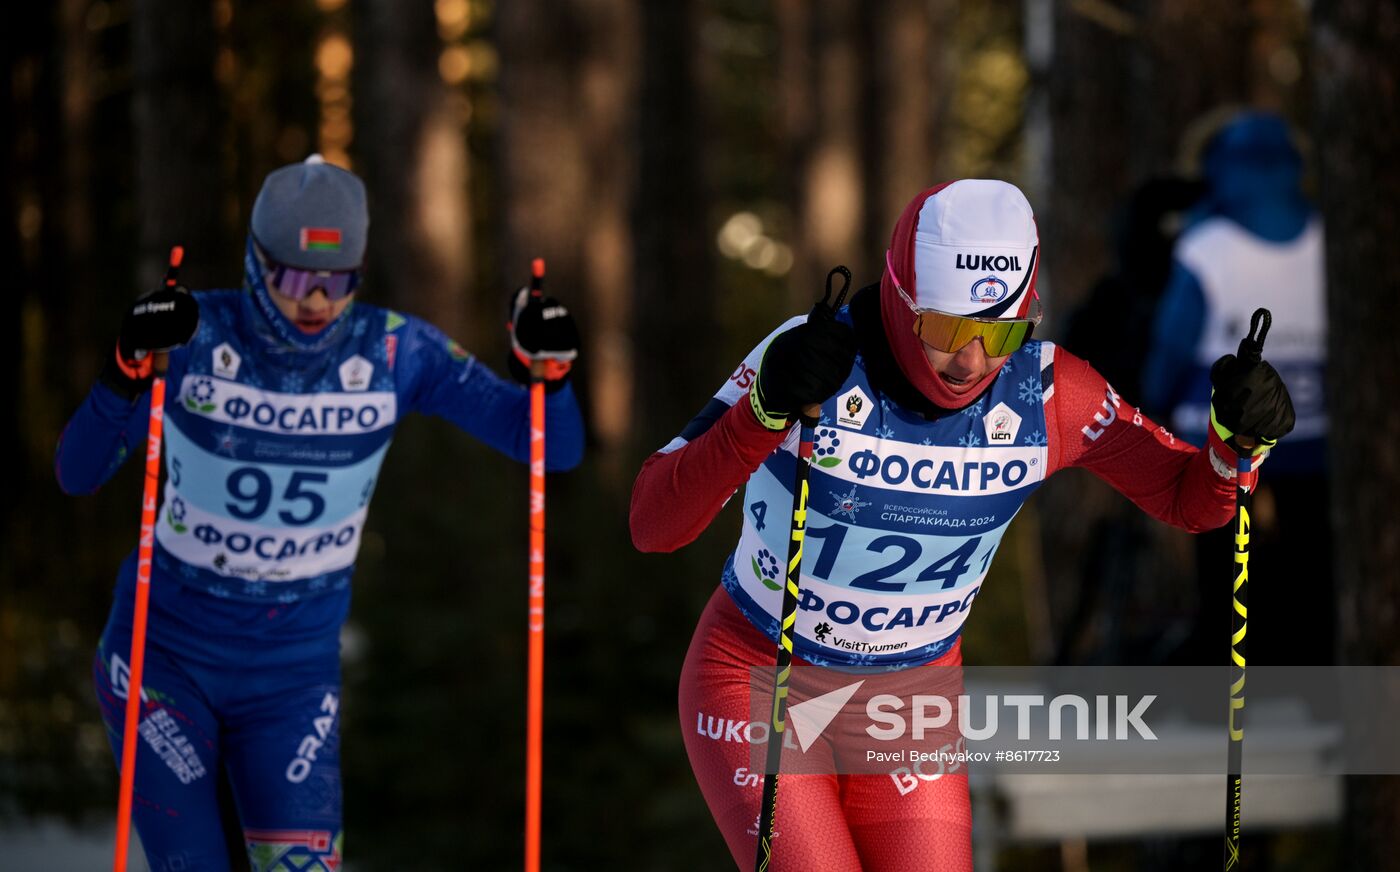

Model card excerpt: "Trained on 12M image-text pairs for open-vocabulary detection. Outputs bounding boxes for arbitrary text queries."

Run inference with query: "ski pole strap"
[1236,308,1271,365]
[113,346,154,381]
[817,265,852,317]
[749,379,791,432]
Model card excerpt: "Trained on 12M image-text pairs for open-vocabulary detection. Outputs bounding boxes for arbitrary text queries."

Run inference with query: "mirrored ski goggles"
[886,249,1041,356]
[252,237,361,301]
[267,262,361,301]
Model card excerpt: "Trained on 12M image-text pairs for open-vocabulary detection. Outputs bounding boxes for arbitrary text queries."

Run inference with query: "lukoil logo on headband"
[955,253,1024,272]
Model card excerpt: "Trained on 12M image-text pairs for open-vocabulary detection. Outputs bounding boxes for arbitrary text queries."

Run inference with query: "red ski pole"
[524,257,547,872]
[113,245,183,872]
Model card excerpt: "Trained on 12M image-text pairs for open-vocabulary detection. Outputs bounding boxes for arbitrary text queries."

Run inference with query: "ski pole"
[1223,307,1271,871]
[114,245,184,872]
[524,257,547,872]
[755,266,851,872]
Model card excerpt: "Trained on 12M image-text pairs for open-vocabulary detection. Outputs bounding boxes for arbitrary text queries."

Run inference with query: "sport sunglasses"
[885,249,1041,357]
[268,263,360,301]
[253,239,361,301]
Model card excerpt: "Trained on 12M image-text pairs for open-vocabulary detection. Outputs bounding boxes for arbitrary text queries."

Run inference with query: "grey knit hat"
[250,154,368,270]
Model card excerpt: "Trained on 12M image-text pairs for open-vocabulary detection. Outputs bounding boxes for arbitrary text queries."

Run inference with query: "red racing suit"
[631,287,1253,871]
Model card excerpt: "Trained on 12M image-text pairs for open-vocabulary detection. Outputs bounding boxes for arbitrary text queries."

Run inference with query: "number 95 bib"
[156,375,396,598]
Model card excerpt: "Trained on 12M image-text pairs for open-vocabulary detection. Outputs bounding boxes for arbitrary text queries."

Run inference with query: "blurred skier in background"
[1143,109,1329,666]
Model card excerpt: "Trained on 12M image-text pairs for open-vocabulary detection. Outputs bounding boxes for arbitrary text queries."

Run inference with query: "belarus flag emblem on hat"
[300,227,342,251]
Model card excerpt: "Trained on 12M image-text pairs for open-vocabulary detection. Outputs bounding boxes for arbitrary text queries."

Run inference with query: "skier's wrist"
[507,348,572,393]
[748,380,791,431]
[1209,401,1276,458]
[1206,422,1265,481]
[98,344,153,402]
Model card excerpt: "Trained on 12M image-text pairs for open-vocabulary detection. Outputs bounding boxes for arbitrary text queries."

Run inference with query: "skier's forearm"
[630,400,787,553]
[54,381,150,495]
[419,354,584,471]
[1080,418,1237,532]
[1050,346,1236,532]
[486,379,585,471]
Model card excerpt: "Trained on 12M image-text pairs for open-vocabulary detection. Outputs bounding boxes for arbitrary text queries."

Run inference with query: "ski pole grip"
[530,258,545,296]
[156,244,188,374]
[798,265,854,427]
[1237,307,1271,365]
[164,245,184,287]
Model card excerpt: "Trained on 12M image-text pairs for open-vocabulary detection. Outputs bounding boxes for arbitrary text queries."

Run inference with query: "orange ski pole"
[525,257,547,872]
[114,245,184,872]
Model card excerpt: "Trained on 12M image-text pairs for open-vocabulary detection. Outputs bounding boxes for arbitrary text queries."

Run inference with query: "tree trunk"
[573,0,638,458]
[60,0,99,385]
[219,2,320,242]
[1127,1,1254,181]
[1043,0,1253,314]
[132,0,226,290]
[495,0,585,289]
[497,0,637,456]
[775,0,814,305]
[354,0,471,339]
[3,0,58,546]
[1312,0,1400,866]
[780,0,955,304]
[864,0,955,254]
[630,0,717,455]
[794,0,866,302]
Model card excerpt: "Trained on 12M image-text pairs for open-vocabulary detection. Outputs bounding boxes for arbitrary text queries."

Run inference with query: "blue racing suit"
[56,266,583,871]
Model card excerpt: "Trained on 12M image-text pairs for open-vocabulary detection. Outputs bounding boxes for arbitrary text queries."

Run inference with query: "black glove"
[1209,353,1296,455]
[750,269,858,430]
[99,286,200,400]
[507,286,580,392]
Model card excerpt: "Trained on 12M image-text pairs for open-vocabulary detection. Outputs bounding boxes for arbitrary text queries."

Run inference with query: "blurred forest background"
[3,0,1399,869]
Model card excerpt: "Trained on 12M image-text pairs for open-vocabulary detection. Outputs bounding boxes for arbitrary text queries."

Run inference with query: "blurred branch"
[1068,0,1137,37]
